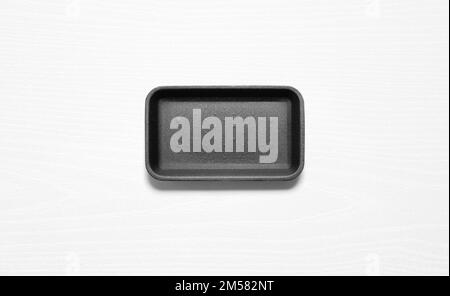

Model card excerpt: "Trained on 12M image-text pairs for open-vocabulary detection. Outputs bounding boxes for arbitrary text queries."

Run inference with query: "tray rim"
[145,85,304,181]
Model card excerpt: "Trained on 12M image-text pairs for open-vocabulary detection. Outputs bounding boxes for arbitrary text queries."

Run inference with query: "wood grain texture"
[0,0,448,275]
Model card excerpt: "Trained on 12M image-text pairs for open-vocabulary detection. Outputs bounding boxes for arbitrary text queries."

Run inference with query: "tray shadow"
[146,171,302,191]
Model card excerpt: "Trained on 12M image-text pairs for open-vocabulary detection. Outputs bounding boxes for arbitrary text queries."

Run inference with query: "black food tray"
[146,86,304,181]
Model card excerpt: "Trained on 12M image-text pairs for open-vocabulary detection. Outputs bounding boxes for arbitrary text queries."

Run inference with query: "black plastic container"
[146,86,304,181]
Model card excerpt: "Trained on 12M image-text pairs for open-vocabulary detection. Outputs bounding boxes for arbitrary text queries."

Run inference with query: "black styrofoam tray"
[146,86,304,181]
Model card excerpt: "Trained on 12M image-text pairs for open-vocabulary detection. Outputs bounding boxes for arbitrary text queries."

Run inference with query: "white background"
[0,0,448,275]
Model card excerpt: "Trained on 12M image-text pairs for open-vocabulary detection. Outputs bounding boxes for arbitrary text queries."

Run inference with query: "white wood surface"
[0,0,448,275]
